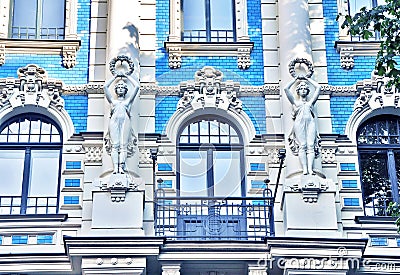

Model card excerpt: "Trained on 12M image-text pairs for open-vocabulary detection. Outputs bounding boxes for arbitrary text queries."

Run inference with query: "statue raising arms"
[284,76,321,175]
[104,74,140,174]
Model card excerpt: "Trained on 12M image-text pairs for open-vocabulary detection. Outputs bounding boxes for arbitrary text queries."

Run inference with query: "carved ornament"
[62,45,78,69]
[0,44,4,65]
[288,175,328,203]
[177,66,242,112]
[0,64,64,111]
[340,47,354,70]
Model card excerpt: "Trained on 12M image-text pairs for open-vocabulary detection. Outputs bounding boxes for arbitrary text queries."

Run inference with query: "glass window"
[182,0,235,42]
[177,119,244,197]
[357,116,400,216]
[10,0,65,39]
[0,114,62,215]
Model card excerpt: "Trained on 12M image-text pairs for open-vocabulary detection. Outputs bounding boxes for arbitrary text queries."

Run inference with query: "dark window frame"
[357,116,400,216]
[0,113,63,215]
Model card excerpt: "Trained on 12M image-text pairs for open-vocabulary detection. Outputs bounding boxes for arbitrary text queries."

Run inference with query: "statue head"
[115,80,128,97]
[296,81,310,98]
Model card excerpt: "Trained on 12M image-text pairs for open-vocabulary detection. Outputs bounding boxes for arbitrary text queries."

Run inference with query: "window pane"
[349,0,372,15]
[42,0,65,28]
[12,0,37,28]
[213,151,241,197]
[360,152,391,216]
[183,0,206,30]
[210,0,233,30]
[0,150,25,196]
[29,150,60,196]
[180,151,207,196]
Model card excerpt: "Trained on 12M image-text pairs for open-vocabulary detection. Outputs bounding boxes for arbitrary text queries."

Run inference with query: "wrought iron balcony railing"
[155,191,274,240]
[364,194,393,217]
[10,27,65,40]
[182,29,235,42]
[0,196,57,215]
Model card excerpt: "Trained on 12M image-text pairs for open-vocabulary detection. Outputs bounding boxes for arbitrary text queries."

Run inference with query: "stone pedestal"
[82,256,146,275]
[282,175,339,237]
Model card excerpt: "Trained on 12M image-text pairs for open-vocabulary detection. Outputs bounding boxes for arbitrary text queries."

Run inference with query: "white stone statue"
[104,74,139,174]
[284,76,321,175]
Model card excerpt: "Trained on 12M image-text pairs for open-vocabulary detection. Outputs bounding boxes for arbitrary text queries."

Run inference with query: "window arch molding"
[0,105,74,142]
[165,106,256,145]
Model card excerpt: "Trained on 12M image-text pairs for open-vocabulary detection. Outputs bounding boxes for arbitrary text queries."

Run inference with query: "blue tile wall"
[64,196,80,205]
[158,180,173,189]
[66,161,81,170]
[155,96,180,133]
[63,95,88,133]
[342,180,358,188]
[340,163,356,171]
[330,96,357,134]
[343,198,360,206]
[370,237,388,246]
[65,179,81,187]
[250,163,266,171]
[251,180,267,189]
[0,0,90,84]
[322,0,376,85]
[241,97,266,134]
[155,0,264,86]
[158,163,173,171]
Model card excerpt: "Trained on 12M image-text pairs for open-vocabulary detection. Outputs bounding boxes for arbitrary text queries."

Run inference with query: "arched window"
[357,116,400,216]
[177,118,244,197]
[0,114,62,215]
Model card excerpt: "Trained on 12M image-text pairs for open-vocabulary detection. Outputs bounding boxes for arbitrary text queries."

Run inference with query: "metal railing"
[364,195,392,216]
[182,29,235,42]
[11,27,65,40]
[155,190,274,240]
[0,196,57,215]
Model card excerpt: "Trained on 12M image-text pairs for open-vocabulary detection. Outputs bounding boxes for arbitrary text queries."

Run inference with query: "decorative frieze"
[287,175,329,203]
[84,145,103,164]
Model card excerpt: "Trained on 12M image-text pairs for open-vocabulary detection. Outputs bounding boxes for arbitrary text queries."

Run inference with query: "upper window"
[357,116,400,216]
[177,119,244,197]
[9,0,65,39]
[182,0,235,42]
[0,114,62,215]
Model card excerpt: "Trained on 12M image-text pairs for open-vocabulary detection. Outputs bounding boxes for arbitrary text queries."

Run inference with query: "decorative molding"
[168,47,182,69]
[0,43,4,65]
[320,85,357,96]
[62,45,78,69]
[287,175,329,203]
[164,42,254,69]
[237,47,251,69]
[84,145,103,164]
[0,64,65,111]
[0,39,81,68]
[138,147,153,165]
[177,66,243,112]
[321,147,337,164]
[339,47,354,70]
[100,174,138,202]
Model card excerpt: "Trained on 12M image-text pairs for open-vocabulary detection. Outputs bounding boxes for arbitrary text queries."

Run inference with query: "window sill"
[0,214,67,222]
[164,41,254,70]
[355,216,397,224]
[334,40,381,70]
[0,38,81,69]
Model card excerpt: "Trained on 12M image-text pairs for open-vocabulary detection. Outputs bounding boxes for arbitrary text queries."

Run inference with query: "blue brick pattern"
[252,200,266,205]
[65,179,81,187]
[343,198,360,206]
[397,239,400,247]
[158,163,173,171]
[66,161,81,170]
[322,0,376,85]
[37,235,53,244]
[340,163,356,171]
[0,0,90,84]
[63,95,88,133]
[64,196,80,205]
[155,0,264,86]
[0,236,2,245]
[250,163,265,171]
[342,180,358,188]
[155,96,180,133]
[12,235,28,244]
[158,180,173,189]
[241,97,266,134]
[251,180,267,189]
[371,237,388,246]
[330,96,357,134]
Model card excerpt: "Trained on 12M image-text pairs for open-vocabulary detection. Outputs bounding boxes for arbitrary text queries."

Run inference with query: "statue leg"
[109,119,121,173]
[111,145,120,173]
[119,118,131,173]
[298,145,308,175]
[306,121,317,175]
[294,122,308,175]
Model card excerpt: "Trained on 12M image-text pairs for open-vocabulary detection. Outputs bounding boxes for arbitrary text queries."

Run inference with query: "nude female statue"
[284,76,321,175]
[104,74,139,174]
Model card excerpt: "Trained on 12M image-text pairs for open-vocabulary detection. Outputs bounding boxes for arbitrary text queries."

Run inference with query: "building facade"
[0,0,399,274]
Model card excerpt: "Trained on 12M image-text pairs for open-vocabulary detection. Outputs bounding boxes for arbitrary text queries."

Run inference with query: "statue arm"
[307,78,321,104]
[104,75,117,103]
[124,74,140,105]
[284,78,297,105]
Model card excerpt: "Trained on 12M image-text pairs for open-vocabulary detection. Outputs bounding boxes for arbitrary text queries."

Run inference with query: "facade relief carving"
[177,66,242,112]
[0,64,64,111]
